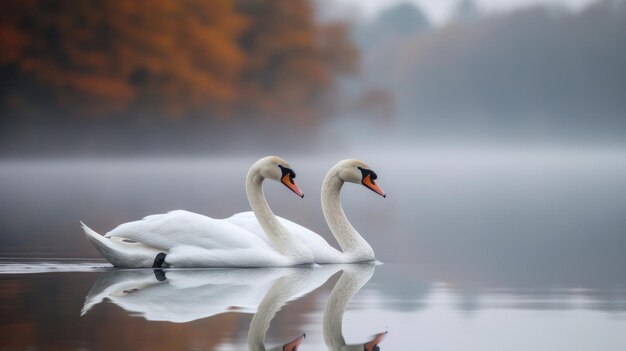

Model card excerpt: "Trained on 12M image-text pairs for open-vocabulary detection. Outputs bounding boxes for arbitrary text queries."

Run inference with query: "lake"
[1,148,626,350]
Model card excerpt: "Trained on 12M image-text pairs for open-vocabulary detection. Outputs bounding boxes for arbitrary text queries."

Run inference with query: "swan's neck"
[323,265,376,350]
[321,170,375,261]
[247,167,310,260]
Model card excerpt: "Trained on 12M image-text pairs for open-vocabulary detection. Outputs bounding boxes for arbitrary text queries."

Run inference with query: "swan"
[323,264,387,351]
[227,159,386,264]
[81,156,314,268]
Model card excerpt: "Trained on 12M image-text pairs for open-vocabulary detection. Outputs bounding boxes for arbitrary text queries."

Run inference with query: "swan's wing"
[105,210,272,252]
[225,212,343,263]
[224,211,271,242]
[164,245,288,267]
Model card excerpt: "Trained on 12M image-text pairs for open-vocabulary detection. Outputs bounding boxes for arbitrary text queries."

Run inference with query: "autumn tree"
[1,0,247,118]
[0,0,357,124]
[236,0,357,124]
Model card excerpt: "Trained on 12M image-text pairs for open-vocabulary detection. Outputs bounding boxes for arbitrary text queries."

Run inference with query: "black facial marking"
[358,167,378,181]
[278,165,296,183]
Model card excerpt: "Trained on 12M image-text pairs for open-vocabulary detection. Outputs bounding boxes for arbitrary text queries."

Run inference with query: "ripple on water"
[0,261,112,274]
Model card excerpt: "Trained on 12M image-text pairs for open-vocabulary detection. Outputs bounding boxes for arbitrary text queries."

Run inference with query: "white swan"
[227,159,386,264]
[81,156,314,268]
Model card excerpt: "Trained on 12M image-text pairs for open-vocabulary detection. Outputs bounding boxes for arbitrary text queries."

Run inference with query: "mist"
[2,2,626,350]
[1,0,626,157]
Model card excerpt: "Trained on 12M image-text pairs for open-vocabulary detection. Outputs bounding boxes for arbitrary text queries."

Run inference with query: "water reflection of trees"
[369,263,626,316]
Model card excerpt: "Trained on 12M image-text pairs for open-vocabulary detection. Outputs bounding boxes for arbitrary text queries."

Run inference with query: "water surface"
[1,262,625,350]
[1,149,625,349]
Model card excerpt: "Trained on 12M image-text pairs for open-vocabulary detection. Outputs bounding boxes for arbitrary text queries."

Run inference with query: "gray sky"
[331,0,600,24]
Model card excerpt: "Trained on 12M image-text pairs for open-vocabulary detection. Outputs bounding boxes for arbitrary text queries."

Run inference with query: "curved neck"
[246,165,308,258]
[321,168,374,261]
[323,265,376,350]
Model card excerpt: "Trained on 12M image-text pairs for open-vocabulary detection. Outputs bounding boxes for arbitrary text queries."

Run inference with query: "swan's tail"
[80,221,161,268]
[81,221,119,258]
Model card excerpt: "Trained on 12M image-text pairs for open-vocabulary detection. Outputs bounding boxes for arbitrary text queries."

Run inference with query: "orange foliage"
[0,0,357,122]
[237,0,356,123]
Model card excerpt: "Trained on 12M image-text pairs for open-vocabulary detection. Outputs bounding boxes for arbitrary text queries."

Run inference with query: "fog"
[2,2,626,351]
[1,0,626,157]
[0,0,625,281]
[1,0,626,271]
[2,148,625,284]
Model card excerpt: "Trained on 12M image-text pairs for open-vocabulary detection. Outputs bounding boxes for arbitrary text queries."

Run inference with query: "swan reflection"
[82,264,385,350]
[323,264,387,351]
[246,269,320,351]
[82,265,341,349]
[83,266,338,322]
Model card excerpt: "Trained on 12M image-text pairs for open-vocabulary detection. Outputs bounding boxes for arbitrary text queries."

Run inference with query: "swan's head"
[334,159,386,198]
[256,156,304,198]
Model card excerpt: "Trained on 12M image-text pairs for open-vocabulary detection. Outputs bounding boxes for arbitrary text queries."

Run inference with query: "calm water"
[1,262,625,350]
[1,149,626,350]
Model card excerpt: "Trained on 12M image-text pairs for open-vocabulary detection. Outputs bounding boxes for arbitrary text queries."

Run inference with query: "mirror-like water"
[1,149,625,350]
[0,263,625,350]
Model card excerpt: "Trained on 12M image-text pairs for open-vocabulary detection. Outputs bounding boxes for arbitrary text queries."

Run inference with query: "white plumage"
[81,156,313,268]
[225,211,344,263]
[81,158,385,267]
[226,159,386,264]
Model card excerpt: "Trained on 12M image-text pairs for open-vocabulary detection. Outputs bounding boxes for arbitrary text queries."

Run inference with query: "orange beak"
[283,333,305,351]
[362,174,386,198]
[364,331,388,351]
[282,173,304,198]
